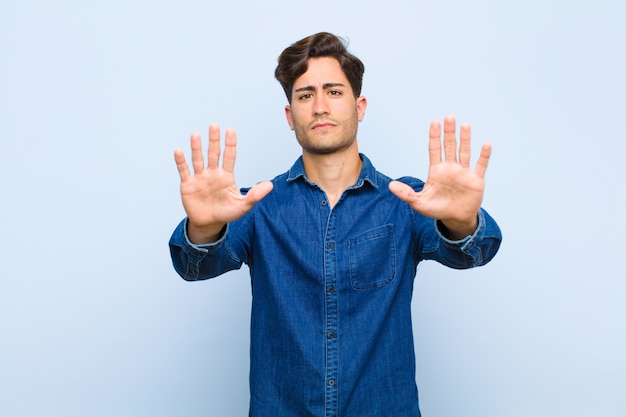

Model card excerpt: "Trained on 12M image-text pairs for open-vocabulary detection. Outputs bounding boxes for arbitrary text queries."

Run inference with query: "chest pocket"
[348,224,396,290]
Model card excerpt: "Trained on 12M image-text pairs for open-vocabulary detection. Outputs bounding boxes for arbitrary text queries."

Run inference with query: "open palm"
[389,116,491,239]
[174,123,273,243]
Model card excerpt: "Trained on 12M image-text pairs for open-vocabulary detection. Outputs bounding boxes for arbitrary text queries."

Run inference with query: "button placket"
[323,201,339,416]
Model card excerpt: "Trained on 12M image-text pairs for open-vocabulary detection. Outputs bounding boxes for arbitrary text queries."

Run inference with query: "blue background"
[1,0,625,416]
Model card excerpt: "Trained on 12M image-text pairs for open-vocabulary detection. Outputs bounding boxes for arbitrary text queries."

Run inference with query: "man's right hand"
[174,123,273,244]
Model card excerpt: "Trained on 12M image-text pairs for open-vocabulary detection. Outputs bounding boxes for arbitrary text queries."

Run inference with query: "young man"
[169,32,502,417]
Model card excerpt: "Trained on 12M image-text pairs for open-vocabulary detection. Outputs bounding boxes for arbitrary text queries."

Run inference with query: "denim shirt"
[169,154,502,417]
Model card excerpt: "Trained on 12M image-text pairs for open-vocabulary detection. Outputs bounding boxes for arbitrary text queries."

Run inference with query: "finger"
[222,128,237,173]
[459,122,471,168]
[475,142,492,178]
[190,132,205,175]
[428,120,442,165]
[174,148,190,182]
[207,123,221,169]
[443,115,457,162]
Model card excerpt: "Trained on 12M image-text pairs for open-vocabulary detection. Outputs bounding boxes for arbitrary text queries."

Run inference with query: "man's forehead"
[293,57,348,88]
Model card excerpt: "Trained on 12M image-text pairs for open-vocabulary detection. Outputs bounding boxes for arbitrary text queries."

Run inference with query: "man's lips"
[311,122,336,130]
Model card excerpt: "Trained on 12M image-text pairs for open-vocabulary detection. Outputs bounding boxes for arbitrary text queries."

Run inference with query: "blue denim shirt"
[169,154,502,417]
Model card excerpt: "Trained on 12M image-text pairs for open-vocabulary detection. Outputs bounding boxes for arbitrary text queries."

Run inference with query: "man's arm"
[169,218,244,281]
[169,123,273,281]
[429,207,502,269]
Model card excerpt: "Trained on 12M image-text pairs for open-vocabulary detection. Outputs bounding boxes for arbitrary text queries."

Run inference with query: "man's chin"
[299,141,356,156]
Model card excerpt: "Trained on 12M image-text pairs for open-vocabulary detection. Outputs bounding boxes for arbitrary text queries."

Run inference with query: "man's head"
[275,32,365,103]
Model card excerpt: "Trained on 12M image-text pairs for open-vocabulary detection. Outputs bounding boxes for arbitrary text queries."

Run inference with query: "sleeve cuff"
[434,209,485,250]
[182,218,229,253]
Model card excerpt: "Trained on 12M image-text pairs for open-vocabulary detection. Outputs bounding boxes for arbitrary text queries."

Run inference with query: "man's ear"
[285,105,295,130]
[356,96,367,122]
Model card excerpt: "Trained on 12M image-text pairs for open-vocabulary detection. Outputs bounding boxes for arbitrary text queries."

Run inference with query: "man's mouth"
[311,122,336,131]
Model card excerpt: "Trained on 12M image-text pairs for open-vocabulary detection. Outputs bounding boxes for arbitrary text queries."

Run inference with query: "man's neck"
[302,146,362,207]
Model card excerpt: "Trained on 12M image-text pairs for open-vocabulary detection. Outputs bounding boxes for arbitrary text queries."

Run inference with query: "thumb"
[244,181,274,205]
[388,180,417,204]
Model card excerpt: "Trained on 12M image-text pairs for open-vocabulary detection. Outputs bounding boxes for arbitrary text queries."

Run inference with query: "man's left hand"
[389,115,491,240]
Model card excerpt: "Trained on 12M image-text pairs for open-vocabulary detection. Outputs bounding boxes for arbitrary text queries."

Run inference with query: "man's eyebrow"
[294,83,346,92]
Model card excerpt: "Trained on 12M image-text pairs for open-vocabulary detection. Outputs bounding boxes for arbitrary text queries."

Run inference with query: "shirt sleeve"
[168,218,244,281]
[421,208,502,269]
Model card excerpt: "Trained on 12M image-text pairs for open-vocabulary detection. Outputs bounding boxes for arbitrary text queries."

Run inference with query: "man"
[169,32,502,417]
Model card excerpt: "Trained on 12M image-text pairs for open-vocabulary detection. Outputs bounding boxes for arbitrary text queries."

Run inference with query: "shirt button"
[328,286,334,293]
[328,379,335,386]
[321,200,327,205]
[327,243,333,249]
[328,332,335,339]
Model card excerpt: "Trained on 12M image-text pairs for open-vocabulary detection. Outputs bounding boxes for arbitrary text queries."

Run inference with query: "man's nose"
[313,94,330,115]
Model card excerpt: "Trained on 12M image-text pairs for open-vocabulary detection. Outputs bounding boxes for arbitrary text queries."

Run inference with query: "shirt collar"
[286,153,379,190]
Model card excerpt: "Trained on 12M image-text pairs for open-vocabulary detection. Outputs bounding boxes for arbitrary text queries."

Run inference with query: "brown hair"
[275,32,365,103]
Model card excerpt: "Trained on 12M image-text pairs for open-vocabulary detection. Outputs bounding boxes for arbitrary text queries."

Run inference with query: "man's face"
[285,57,367,155]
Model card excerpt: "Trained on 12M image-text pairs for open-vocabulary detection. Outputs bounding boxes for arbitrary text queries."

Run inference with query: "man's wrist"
[439,216,479,241]
[187,221,226,245]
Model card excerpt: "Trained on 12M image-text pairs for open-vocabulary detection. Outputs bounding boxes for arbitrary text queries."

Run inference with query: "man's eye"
[299,93,313,100]
[329,90,342,96]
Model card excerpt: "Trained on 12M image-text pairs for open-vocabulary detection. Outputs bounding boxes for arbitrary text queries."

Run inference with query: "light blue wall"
[1,1,625,416]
